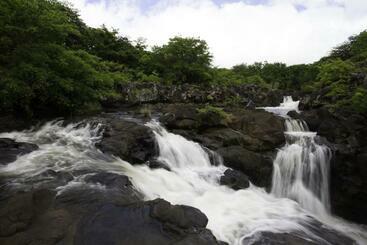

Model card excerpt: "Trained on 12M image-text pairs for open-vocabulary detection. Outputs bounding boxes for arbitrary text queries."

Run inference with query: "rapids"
[0,99,366,244]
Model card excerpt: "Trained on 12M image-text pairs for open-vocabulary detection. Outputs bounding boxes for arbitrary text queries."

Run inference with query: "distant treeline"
[0,0,366,117]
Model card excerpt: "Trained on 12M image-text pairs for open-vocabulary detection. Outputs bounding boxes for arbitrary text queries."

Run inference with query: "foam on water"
[1,117,366,244]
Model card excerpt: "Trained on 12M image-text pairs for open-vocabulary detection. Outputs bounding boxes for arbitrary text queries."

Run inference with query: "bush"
[351,88,367,114]
[197,105,233,126]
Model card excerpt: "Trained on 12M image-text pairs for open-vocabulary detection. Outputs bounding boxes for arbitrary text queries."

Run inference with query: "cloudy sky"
[67,0,367,67]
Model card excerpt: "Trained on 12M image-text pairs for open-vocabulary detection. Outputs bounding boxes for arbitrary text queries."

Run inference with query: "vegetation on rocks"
[197,105,233,126]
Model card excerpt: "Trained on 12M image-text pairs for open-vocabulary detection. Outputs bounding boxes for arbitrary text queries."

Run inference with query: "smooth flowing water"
[0,114,366,244]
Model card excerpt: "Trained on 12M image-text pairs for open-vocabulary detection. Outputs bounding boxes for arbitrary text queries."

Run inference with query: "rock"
[197,128,249,150]
[0,138,38,165]
[242,230,354,245]
[147,159,171,171]
[0,191,34,237]
[287,110,301,119]
[0,189,55,238]
[74,199,220,245]
[229,109,285,151]
[109,82,285,108]
[161,104,199,130]
[220,169,250,190]
[150,198,208,229]
[96,117,157,164]
[217,146,273,187]
[161,105,285,153]
[85,172,132,189]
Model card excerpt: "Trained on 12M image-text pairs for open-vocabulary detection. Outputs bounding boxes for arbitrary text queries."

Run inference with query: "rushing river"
[0,97,366,244]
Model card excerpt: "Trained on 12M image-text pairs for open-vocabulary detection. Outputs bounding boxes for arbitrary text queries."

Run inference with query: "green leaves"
[149,37,213,84]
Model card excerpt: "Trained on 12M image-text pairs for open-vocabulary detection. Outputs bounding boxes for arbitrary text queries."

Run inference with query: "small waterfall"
[1,119,366,244]
[262,97,331,216]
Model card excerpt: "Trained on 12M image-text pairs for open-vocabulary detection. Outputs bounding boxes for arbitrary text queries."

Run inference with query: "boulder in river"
[74,198,221,245]
[96,116,157,164]
[220,169,250,190]
[217,146,273,187]
[0,138,38,165]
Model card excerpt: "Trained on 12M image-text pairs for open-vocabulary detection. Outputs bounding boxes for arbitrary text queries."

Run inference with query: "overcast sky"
[67,0,367,68]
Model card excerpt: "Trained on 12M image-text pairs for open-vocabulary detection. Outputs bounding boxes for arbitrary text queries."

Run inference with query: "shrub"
[197,105,233,126]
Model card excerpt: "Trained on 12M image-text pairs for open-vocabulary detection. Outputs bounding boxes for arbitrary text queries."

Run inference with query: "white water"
[262,96,331,217]
[1,117,366,244]
[262,96,367,243]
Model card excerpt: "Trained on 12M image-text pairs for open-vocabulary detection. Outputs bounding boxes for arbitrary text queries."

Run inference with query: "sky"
[67,0,367,68]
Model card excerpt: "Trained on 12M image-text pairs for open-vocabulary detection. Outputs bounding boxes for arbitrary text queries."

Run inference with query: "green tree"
[150,37,213,84]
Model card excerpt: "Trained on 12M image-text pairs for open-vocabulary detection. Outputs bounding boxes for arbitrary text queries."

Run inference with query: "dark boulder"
[217,146,273,188]
[161,104,200,130]
[150,198,208,229]
[0,138,38,165]
[229,109,285,151]
[85,172,132,189]
[220,169,250,190]
[161,105,285,153]
[74,199,220,245]
[147,159,171,171]
[96,117,157,164]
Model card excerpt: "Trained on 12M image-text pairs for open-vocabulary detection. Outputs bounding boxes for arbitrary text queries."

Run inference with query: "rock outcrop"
[0,171,222,245]
[96,115,157,164]
[159,104,284,187]
[0,138,38,165]
[104,82,285,108]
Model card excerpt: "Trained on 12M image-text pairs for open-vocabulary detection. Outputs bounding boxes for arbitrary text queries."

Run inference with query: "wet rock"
[0,138,39,165]
[96,117,157,164]
[150,199,208,229]
[217,146,273,188]
[161,104,285,153]
[229,109,285,151]
[287,110,301,119]
[85,172,132,189]
[220,169,250,190]
[74,199,220,245]
[0,189,55,238]
[0,192,34,237]
[242,229,355,245]
[147,159,171,171]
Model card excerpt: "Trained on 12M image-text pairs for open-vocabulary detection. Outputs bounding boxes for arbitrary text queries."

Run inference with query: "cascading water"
[262,96,331,217]
[1,118,366,244]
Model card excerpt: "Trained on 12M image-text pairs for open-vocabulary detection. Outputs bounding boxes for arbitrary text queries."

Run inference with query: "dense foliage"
[0,0,366,117]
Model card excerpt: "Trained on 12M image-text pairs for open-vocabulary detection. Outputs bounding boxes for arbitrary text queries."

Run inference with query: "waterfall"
[262,96,331,216]
[1,118,366,244]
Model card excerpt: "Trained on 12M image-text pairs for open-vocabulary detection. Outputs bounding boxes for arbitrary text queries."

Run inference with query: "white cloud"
[66,0,367,67]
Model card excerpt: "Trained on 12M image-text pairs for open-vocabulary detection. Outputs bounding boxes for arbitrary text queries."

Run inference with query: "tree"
[150,37,213,84]
[0,0,123,117]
